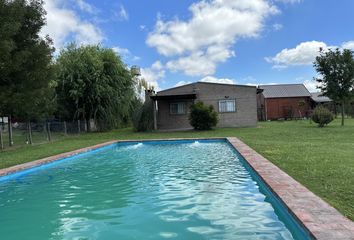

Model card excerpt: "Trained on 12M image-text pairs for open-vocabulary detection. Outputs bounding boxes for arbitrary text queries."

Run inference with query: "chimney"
[145,89,155,103]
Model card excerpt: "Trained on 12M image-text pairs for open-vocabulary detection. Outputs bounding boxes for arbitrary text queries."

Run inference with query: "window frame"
[169,102,187,115]
[218,99,236,113]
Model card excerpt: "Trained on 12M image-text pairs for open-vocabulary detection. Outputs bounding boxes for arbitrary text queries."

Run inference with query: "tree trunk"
[63,121,67,135]
[8,115,13,147]
[77,119,81,134]
[341,101,345,126]
[27,121,33,145]
[334,103,338,118]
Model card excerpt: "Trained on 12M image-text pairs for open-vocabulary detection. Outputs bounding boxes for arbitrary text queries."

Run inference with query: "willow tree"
[55,44,136,131]
[314,48,354,126]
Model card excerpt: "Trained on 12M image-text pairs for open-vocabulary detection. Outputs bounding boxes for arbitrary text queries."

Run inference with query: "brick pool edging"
[227,137,354,240]
[1,137,353,239]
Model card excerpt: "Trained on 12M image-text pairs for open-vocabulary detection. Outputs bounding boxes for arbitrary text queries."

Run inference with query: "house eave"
[150,94,197,101]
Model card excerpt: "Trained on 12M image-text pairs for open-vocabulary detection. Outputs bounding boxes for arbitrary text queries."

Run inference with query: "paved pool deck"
[0,137,353,240]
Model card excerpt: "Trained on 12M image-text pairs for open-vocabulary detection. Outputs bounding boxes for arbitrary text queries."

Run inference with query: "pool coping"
[0,140,119,177]
[0,137,353,239]
[227,137,354,240]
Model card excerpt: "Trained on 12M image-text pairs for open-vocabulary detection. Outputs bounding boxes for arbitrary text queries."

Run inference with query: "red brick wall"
[265,97,312,120]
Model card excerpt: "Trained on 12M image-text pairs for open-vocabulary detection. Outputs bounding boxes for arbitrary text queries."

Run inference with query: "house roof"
[311,92,332,103]
[259,84,311,98]
[157,81,257,94]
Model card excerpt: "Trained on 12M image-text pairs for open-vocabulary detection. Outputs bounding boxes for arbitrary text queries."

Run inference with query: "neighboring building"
[310,92,335,112]
[258,84,312,120]
[149,82,261,130]
[310,92,332,105]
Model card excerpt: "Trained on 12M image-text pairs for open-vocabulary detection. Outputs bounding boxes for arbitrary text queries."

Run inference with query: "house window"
[170,102,186,114]
[219,100,236,113]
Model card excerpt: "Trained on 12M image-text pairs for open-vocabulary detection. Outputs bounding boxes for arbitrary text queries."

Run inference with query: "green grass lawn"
[1,119,353,220]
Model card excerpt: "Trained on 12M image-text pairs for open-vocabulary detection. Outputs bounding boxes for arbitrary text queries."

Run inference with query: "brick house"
[149,82,262,130]
[257,84,313,120]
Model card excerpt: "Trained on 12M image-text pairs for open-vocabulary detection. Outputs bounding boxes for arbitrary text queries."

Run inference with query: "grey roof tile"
[259,84,311,98]
[311,92,332,103]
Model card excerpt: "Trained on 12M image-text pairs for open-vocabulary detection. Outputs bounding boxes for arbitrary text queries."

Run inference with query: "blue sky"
[42,0,354,92]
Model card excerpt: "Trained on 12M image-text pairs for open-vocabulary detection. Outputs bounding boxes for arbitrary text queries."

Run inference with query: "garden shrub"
[311,105,334,127]
[189,101,218,130]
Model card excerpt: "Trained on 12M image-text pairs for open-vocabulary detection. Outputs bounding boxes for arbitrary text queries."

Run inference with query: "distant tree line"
[0,0,145,146]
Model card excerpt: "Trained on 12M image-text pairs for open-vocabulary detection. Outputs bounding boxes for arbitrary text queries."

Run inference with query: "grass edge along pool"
[0,138,313,239]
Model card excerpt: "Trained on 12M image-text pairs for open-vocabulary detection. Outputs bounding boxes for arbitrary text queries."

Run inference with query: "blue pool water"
[0,140,311,239]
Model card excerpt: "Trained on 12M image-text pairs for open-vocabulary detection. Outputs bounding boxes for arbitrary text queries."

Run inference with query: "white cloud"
[266,40,354,68]
[273,23,283,31]
[243,76,257,82]
[41,0,103,50]
[75,0,95,14]
[166,48,235,76]
[303,79,320,92]
[140,61,165,91]
[112,47,130,56]
[199,76,236,85]
[174,81,192,87]
[265,41,329,68]
[116,4,129,21]
[112,47,140,62]
[342,41,354,50]
[245,83,259,86]
[151,61,163,70]
[275,0,302,3]
[246,82,278,86]
[147,0,279,76]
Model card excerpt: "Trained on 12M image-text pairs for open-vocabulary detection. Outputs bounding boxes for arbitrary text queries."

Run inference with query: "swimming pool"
[0,139,312,239]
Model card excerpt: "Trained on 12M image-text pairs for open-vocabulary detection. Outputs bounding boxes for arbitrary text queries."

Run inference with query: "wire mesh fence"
[0,120,87,150]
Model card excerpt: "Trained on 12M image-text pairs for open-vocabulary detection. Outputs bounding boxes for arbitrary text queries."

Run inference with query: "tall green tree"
[314,48,354,126]
[56,44,136,131]
[0,0,56,121]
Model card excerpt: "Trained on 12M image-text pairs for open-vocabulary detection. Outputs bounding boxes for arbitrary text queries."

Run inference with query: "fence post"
[84,119,88,132]
[47,122,52,142]
[77,119,81,134]
[8,115,13,147]
[0,124,3,150]
[63,121,67,135]
[28,121,33,145]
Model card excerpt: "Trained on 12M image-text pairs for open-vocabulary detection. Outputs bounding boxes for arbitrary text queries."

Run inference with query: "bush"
[311,105,334,127]
[132,101,154,132]
[189,101,218,130]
